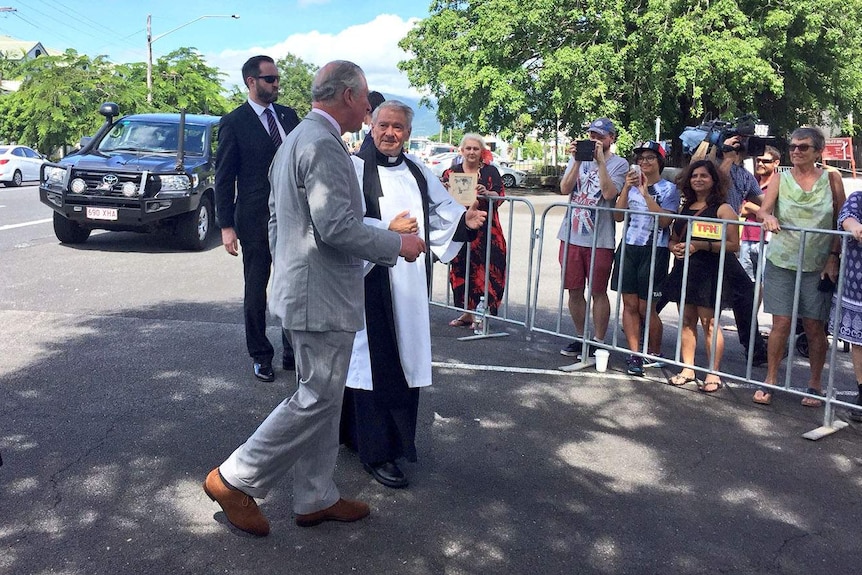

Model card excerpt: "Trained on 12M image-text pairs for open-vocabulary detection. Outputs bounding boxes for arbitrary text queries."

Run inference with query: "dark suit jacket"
[214,101,300,243]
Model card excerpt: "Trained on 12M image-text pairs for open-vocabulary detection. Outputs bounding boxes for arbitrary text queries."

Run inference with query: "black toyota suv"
[39,102,221,250]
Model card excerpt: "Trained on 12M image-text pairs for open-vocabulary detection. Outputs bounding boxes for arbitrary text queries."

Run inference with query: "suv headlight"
[157,174,192,197]
[43,165,68,185]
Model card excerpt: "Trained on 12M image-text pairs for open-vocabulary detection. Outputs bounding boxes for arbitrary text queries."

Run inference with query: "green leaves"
[400,0,862,154]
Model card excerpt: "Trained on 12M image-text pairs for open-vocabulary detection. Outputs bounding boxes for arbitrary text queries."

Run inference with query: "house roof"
[0,35,61,60]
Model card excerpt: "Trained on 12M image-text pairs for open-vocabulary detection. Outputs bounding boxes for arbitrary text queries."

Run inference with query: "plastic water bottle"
[473,296,486,335]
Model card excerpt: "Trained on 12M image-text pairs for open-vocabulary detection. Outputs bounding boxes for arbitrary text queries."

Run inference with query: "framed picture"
[449,172,478,206]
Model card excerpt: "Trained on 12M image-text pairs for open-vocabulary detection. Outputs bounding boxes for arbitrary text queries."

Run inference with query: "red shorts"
[559,242,614,293]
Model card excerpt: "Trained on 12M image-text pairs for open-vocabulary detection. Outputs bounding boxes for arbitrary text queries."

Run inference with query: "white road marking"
[0,218,52,231]
[431,361,857,395]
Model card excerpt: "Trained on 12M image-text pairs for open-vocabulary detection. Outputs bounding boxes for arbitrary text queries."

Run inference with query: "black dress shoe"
[363,461,408,489]
[282,353,295,371]
[253,361,275,382]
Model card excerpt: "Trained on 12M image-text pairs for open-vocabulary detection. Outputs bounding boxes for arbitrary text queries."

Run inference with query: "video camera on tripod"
[680,114,777,158]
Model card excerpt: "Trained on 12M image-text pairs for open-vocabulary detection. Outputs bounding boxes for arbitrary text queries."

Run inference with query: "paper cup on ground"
[594,349,610,372]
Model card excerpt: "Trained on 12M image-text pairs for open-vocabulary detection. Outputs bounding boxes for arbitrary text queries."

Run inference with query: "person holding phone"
[557,118,629,360]
[611,141,680,375]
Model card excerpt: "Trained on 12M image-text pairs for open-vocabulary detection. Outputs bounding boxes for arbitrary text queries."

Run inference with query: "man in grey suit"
[204,60,426,536]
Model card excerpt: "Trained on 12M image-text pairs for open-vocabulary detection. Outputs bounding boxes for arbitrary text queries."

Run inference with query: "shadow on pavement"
[1,301,861,574]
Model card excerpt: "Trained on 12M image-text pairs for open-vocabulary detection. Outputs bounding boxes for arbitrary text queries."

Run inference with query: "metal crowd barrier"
[429,194,536,341]
[432,195,860,439]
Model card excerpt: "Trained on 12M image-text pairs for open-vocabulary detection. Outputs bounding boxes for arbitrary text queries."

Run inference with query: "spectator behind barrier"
[739,145,780,286]
[661,160,739,392]
[443,134,508,330]
[832,190,862,421]
[557,118,629,360]
[611,141,680,376]
[753,127,845,407]
[708,134,771,365]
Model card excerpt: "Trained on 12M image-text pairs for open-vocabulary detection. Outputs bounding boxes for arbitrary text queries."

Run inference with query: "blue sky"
[0,0,433,97]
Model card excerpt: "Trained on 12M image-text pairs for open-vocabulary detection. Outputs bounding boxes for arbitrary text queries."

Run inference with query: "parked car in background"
[426,151,527,188]
[408,137,430,156]
[497,165,527,188]
[420,142,456,162]
[425,151,459,177]
[0,145,46,186]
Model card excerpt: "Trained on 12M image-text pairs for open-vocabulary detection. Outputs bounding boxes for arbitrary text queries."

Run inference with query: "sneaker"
[560,342,580,357]
[626,355,644,376]
[560,342,598,359]
[642,353,666,369]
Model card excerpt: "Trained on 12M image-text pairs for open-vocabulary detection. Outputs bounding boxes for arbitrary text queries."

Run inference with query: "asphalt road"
[1,185,862,575]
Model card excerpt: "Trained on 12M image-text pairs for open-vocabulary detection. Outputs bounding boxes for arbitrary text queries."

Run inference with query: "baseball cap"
[633,141,666,165]
[587,117,617,137]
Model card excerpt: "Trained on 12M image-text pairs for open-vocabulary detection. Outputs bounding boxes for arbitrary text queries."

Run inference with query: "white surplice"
[346,154,466,390]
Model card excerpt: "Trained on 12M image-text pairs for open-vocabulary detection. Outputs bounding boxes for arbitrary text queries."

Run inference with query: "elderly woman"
[611,141,680,376]
[443,134,508,329]
[753,127,844,406]
[660,160,738,392]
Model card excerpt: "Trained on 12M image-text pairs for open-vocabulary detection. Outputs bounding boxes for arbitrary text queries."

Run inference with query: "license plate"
[86,207,118,221]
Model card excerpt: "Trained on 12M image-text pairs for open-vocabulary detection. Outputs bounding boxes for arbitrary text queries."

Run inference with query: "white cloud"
[208,14,423,99]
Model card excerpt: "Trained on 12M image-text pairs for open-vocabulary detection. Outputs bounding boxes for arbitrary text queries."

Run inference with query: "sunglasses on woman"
[788,144,814,152]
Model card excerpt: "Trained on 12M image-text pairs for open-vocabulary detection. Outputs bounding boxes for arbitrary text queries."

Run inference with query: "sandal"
[448,317,472,327]
[698,378,723,393]
[752,389,772,405]
[668,372,697,387]
[801,387,824,408]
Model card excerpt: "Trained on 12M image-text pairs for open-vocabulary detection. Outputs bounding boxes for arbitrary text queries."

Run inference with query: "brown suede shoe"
[203,468,270,536]
[295,497,370,527]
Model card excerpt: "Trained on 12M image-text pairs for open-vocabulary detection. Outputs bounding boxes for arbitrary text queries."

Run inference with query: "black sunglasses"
[256,75,280,84]
[788,143,814,152]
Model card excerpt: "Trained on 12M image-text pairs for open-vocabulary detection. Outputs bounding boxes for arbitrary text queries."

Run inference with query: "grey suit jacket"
[268,112,402,333]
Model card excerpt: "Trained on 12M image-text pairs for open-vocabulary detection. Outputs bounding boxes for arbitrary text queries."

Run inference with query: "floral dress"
[443,163,508,314]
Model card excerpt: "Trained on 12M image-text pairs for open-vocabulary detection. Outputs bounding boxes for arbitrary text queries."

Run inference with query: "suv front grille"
[70,169,150,198]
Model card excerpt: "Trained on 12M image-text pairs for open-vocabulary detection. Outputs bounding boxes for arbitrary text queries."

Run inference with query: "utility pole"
[146,13,239,105]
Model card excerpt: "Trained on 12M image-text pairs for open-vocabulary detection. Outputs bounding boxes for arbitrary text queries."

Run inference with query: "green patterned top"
[766,170,834,272]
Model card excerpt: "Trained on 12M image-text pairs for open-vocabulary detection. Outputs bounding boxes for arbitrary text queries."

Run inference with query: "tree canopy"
[399,0,862,154]
[0,49,317,156]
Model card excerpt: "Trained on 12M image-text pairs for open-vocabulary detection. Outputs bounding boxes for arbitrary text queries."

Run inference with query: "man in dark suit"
[203,60,426,536]
[215,55,301,382]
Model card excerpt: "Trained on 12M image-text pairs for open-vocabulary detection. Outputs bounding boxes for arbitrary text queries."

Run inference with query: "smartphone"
[629,164,642,180]
[574,139,596,161]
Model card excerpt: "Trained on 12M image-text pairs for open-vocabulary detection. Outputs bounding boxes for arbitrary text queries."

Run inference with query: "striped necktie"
[264,108,282,147]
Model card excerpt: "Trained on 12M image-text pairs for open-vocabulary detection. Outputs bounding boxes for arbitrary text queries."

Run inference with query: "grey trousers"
[219,329,355,514]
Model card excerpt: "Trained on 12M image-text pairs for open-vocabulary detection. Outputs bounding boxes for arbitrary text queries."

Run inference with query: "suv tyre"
[53,212,91,244]
[178,196,213,251]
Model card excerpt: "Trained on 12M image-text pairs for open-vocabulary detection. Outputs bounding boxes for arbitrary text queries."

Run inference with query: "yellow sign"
[691,220,723,240]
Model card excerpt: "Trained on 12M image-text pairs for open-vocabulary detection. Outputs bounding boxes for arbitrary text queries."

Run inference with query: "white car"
[0,145,46,186]
[427,152,527,188]
[426,152,460,177]
[497,164,527,188]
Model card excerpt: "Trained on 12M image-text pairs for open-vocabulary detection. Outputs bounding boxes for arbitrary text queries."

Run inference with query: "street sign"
[823,137,853,161]
[822,137,856,177]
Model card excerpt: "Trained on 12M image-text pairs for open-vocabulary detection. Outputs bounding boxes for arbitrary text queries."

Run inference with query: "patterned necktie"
[264,108,282,147]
